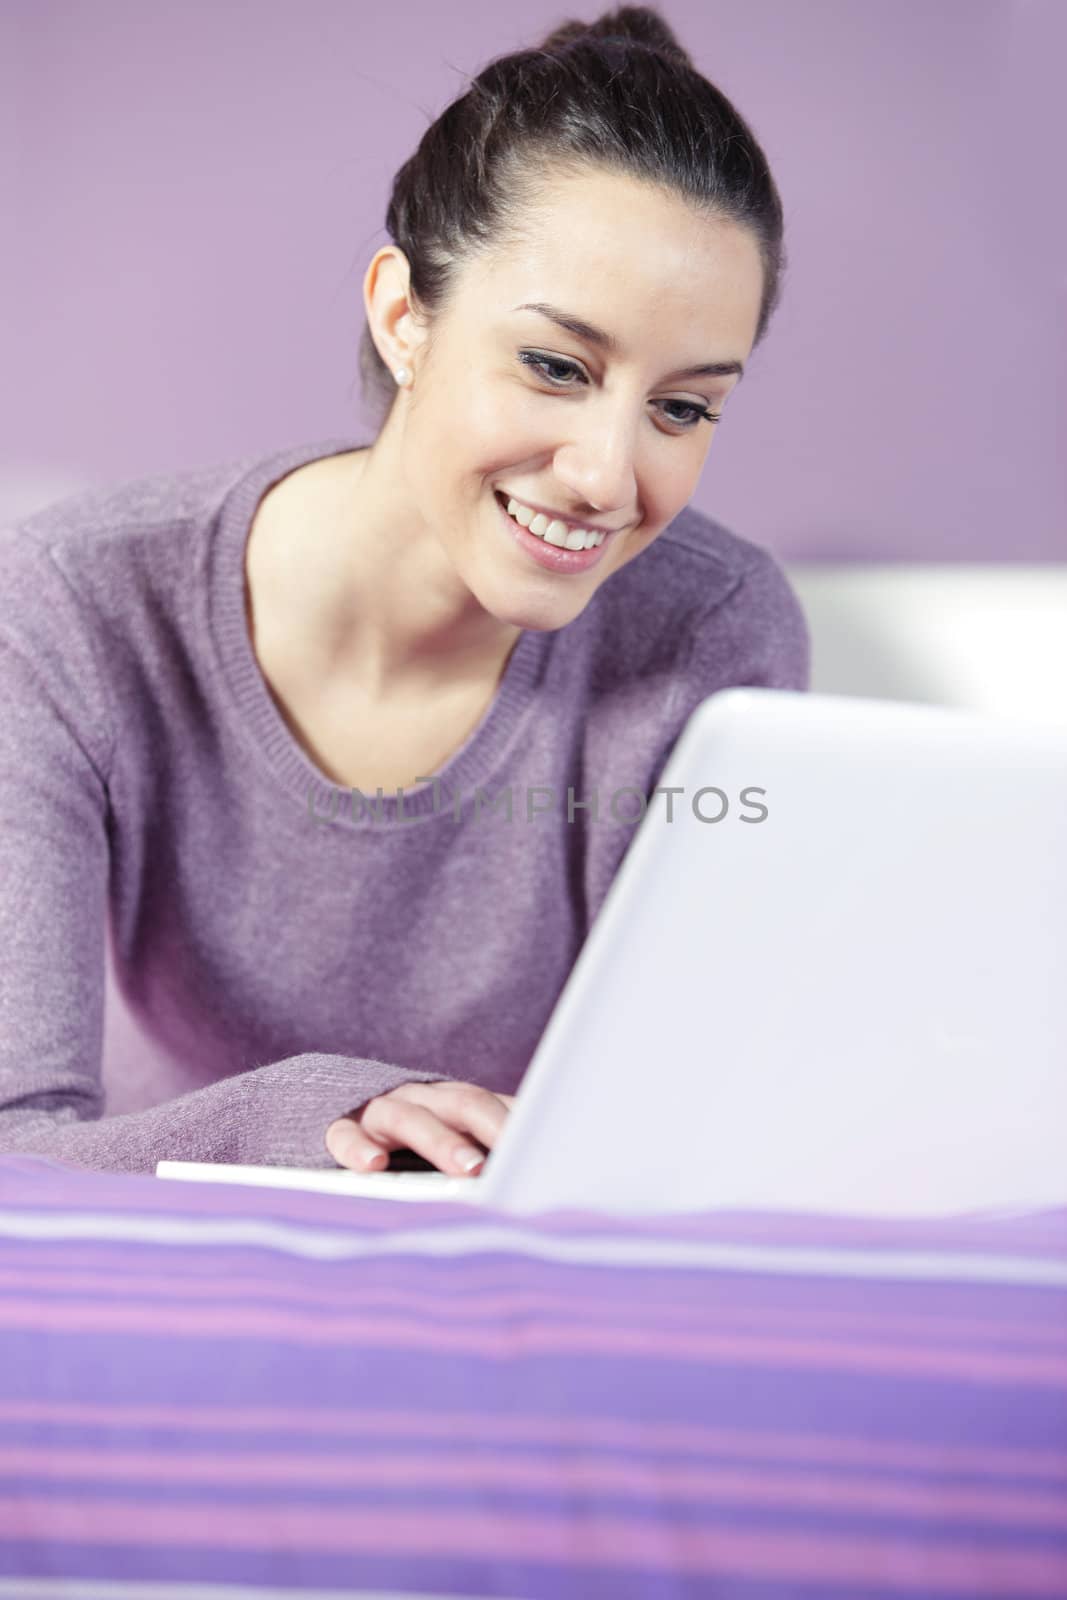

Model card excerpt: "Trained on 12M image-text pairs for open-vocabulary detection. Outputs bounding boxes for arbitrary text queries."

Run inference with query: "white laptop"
[158,687,1067,1219]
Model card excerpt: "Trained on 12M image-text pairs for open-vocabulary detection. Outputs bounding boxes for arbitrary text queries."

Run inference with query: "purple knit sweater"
[0,437,809,1172]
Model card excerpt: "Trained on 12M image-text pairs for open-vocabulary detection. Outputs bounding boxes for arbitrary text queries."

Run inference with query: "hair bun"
[540,6,693,69]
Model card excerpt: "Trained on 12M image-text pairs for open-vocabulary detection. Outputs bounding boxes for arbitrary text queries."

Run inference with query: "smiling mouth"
[493,488,620,576]
[493,489,619,550]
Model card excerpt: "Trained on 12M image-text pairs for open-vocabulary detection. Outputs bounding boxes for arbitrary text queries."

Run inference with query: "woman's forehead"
[458,205,762,361]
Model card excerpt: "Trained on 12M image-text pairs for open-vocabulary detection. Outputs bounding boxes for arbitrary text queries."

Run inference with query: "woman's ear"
[363,245,429,383]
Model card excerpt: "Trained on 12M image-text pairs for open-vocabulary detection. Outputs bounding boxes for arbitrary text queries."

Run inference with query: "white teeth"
[504,496,606,551]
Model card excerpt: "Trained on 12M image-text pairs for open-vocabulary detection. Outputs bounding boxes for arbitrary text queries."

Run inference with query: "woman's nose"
[555,413,639,517]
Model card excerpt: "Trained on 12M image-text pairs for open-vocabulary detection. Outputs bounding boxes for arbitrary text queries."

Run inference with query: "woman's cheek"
[481,380,551,443]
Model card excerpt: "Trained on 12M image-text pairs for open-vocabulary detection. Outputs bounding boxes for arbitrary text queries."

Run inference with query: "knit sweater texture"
[0,437,810,1171]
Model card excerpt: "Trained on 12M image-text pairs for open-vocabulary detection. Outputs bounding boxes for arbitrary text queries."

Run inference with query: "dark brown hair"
[359,5,786,422]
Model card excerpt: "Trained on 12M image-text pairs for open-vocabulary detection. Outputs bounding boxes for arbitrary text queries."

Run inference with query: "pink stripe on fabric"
[4,1262,1062,1352]
[3,1444,1065,1528]
[4,1400,1066,1484]
[3,1497,1066,1593]
[3,1298,1066,1385]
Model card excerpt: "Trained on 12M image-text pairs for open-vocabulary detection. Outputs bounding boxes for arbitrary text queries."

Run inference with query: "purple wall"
[2,0,1063,558]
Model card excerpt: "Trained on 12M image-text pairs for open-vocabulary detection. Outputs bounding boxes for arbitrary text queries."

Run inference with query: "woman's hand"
[325,1082,516,1176]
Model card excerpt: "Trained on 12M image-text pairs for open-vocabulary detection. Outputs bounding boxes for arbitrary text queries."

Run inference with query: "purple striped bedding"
[1,1153,1065,1600]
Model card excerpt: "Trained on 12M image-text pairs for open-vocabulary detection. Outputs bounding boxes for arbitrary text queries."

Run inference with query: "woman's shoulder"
[584,501,809,691]
[0,447,271,777]
[0,444,287,702]
[2,448,263,573]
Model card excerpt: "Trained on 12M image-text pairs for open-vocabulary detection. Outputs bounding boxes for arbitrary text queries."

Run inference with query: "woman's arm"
[0,1048,455,1174]
[0,531,452,1174]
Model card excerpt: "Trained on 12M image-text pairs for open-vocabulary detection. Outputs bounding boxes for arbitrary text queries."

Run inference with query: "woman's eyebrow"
[512,301,745,381]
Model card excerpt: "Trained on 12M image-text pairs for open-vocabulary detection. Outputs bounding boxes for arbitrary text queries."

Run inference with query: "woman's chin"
[474,570,592,634]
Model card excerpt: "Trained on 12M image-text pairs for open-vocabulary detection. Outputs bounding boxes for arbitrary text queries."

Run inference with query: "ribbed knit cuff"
[243,1051,456,1168]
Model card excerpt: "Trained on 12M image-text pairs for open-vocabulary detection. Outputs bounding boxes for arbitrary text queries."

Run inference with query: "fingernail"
[456,1149,483,1173]
[364,1148,387,1170]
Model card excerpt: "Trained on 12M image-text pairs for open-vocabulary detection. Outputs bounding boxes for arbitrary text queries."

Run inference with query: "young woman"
[0,6,809,1178]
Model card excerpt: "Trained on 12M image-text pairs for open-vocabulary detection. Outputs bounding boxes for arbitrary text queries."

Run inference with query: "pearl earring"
[394,366,411,386]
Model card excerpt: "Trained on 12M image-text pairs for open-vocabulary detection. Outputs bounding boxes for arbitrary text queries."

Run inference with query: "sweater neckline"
[207,436,553,826]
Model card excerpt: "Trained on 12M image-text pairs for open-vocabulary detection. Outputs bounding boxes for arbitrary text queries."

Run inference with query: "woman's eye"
[516,351,718,431]
[661,399,718,427]
[519,351,583,386]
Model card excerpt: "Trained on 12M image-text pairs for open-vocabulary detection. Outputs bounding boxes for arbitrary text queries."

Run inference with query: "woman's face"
[393,166,765,633]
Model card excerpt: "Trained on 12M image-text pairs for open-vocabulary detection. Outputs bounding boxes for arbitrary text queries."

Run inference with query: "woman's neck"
[247,431,521,701]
